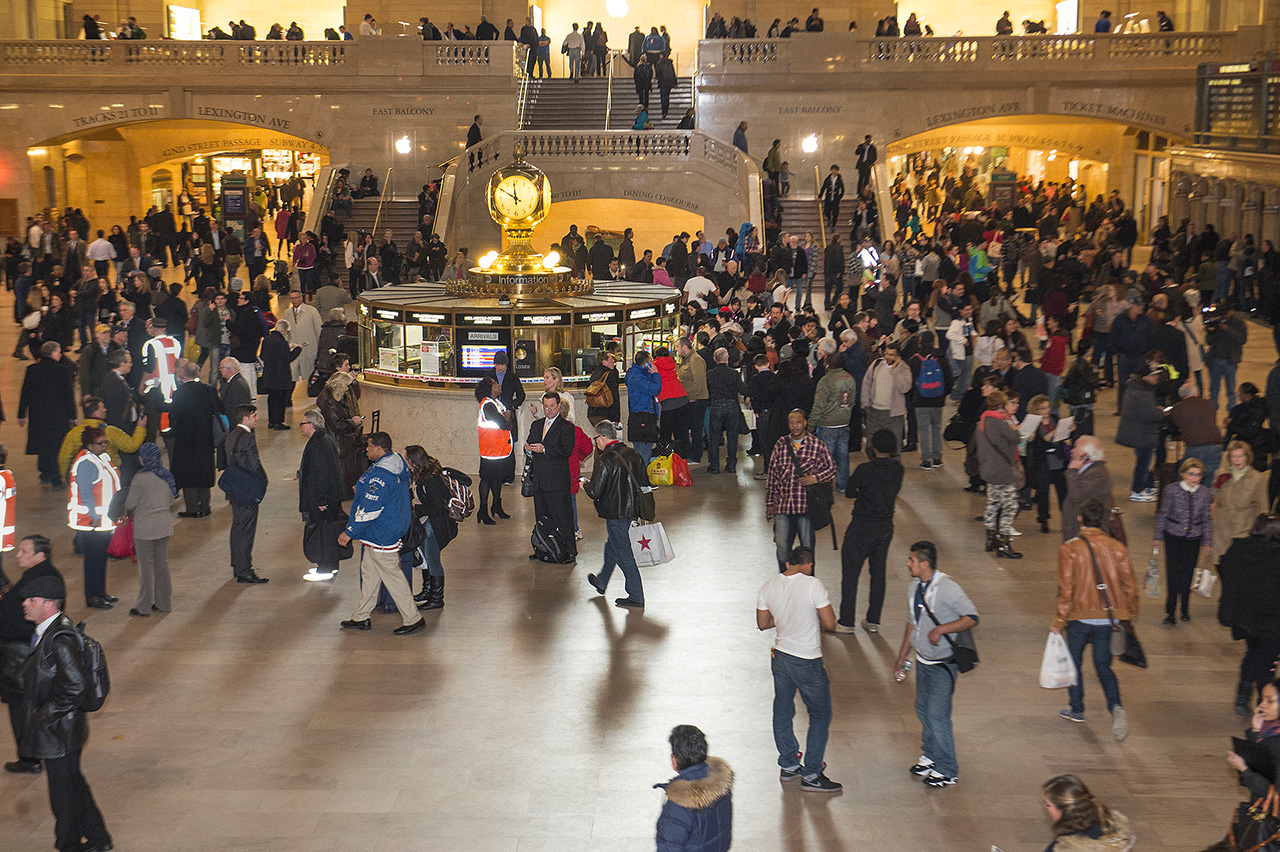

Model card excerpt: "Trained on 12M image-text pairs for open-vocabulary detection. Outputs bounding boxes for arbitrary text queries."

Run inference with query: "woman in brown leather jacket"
[316,359,364,495]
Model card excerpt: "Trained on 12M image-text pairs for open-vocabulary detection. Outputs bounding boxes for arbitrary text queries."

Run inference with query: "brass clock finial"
[513,139,527,163]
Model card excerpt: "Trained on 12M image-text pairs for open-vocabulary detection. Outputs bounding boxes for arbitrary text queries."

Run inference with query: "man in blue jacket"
[339,433,424,635]
[625,350,663,465]
[654,725,733,852]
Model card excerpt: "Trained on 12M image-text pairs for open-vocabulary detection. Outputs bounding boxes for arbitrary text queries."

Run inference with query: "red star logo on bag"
[638,536,652,550]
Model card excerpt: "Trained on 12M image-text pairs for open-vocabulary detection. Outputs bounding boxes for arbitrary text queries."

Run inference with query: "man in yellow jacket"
[57,395,147,480]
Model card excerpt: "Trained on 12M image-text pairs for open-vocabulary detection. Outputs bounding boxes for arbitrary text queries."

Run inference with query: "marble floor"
[0,278,1267,852]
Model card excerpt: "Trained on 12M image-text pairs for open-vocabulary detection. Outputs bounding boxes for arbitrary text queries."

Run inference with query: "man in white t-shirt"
[756,546,841,793]
[683,270,717,310]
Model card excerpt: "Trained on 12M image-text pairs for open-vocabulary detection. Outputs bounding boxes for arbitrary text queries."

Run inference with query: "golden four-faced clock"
[486,146,551,231]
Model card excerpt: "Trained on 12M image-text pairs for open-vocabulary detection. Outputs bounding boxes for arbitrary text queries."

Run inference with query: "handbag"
[211,413,230,449]
[628,520,675,567]
[521,449,535,498]
[1228,787,1280,852]
[919,596,979,673]
[1039,632,1078,689]
[302,510,354,565]
[786,439,834,532]
[1196,565,1219,598]
[627,409,659,443]
[1081,536,1147,668]
[217,459,267,505]
[107,516,136,560]
[400,516,427,553]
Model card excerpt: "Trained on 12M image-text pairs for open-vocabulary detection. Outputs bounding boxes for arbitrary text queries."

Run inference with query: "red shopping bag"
[671,453,692,487]
[107,516,136,561]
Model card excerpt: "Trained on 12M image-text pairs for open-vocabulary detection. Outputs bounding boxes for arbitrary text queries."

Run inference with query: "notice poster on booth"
[378,347,400,371]
[419,342,441,376]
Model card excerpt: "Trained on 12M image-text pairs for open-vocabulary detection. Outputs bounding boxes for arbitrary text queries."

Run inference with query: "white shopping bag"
[628,521,674,568]
[1038,632,1078,689]
[1194,566,1217,598]
[1144,554,1162,599]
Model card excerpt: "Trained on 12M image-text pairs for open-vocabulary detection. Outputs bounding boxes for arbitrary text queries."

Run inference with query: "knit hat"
[870,429,897,456]
[20,574,66,601]
[229,277,244,291]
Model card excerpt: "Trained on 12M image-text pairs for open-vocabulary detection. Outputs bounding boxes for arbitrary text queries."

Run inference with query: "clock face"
[493,174,541,221]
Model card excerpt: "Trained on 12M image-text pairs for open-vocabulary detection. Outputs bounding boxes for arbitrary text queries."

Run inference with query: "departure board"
[1204,76,1259,136]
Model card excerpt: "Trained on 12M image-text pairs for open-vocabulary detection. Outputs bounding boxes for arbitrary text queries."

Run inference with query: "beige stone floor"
[0,276,1268,852]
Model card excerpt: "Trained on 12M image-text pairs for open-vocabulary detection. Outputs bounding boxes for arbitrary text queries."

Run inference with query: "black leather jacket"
[583,442,649,520]
[0,561,64,695]
[21,613,89,759]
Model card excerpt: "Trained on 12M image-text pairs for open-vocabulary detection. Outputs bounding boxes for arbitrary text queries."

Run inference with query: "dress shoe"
[177,511,199,518]
[1162,615,1176,625]
[194,510,211,518]
[128,607,150,617]
[393,619,426,635]
[235,571,269,584]
[83,842,114,851]
[102,594,119,604]
[85,597,113,609]
[340,618,372,631]
[275,424,291,430]
[614,597,645,608]
[4,759,41,773]
[587,573,606,595]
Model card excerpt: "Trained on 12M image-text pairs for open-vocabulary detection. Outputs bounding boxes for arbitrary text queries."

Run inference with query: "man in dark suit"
[224,403,269,584]
[855,135,877,194]
[121,245,153,283]
[170,361,221,518]
[526,392,576,562]
[359,255,385,292]
[17,341,76,487]
[818,166,845,228]
[467,115,483,148]
[19,572,113,852]
[0,535,64,774]
[100,350,138,433]
[61,230,87,275]
[483,351,525,467]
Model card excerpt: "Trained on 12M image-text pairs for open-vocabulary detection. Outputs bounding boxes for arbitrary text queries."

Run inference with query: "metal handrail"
[371,167,393,235]
[814,166,827,250]
[604,48,616,129]
[516,64,531,128]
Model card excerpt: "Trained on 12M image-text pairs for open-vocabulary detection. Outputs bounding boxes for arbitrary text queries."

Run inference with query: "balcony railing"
[707,29,1257,74]
[0,39,524,76]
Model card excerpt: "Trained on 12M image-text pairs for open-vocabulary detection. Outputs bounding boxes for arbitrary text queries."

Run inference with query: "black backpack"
[531,519,570,564]
[75,622,111,712]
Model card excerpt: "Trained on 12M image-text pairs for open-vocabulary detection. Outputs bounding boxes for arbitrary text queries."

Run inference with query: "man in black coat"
[170,361,221,518]
[225,404,269,584]
[526,392,576,562]
[228,295,265,384]
[836,429,904,633]
[519,18,539,75]
[466,115,483,149]
[0,534,64,774]
[1009,348,1048,421]
[18,572,112,852]
[855,135,877,193]
[17,341,76,487]
[588,235,614,280]
[819,165,845,228]
[299,409,348,581]
[482,351,525,465]
[100,350,139,433]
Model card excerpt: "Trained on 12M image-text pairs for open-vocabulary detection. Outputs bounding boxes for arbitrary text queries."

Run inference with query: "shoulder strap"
[918,587,959,652]
[785,437,809,478]
[1080,535,1118,627]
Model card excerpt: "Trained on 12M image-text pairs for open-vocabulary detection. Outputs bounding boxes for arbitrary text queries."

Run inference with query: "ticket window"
[623,317,677,364]
[403,325,455,377]
[372,319,405,371]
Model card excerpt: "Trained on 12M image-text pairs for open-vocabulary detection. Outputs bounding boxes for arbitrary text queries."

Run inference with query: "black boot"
[477,507,495,525]
[491,498,510,520]
[413,570,431,603]
[995,535,1023,559]
[417,575,444,610]
[985,529,998,553]
[1235,680,1253,717]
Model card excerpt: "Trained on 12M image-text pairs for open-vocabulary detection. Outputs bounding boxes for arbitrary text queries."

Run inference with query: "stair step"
[523,77,694,130]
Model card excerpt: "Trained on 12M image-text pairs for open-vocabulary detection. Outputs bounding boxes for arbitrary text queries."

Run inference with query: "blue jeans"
[1184,444,1223,482]
[816,425,849,491]
[773,513,813,573]
[916,406,942,461]
[915,659,960,777]
[1214,263,1233,305]
[633,442,652,467]
[418,520,444,578]
[786,277,803,311]
[707,400,740,471]
[1209,358,1238,410]
[1131,445,1155,493]
[1045,374,1061,411]
[771,650,831,777]
[597,517,644,603]
[1065,621,1122,715]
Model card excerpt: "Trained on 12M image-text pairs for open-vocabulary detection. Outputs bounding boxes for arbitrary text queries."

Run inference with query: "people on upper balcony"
[1157,11,1175,32]
[1094,10,1113,33]
[996,11,1014,35]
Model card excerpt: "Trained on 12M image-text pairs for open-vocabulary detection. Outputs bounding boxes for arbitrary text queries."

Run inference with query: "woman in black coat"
[17,342,76,486]
[763,343,816,461]
[37,292,75,354]
[1218,514,1280,715]
[406,445,465,611]
[259,320,301,430]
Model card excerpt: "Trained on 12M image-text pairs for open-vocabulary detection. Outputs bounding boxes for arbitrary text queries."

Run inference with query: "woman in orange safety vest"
[68,426,121,610]
[475,377,515,526]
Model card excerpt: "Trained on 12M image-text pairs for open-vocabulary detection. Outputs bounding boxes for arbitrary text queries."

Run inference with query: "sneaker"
[919,460,933,470]
[909,756,935,777]
[303,569,334,582]
[1059,708,1085,723]
[922,771,957,788]
[830,621,857,633]
[780,764,803,782]
[1111,706,1128,741]
[932,458,943,467]
[1142,487,1158,499]
[1008,527,1023,536]
[800,773,843,792]
[753,470,767,480]
[860,619,879,634]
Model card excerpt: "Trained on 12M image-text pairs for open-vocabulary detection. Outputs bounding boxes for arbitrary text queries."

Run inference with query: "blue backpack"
[916,354,944,398]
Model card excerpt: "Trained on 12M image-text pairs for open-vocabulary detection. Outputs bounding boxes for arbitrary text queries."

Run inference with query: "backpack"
[75,622,111,712]
[444,470,475,521]
[916,354,944,398]
[585,375,614,409]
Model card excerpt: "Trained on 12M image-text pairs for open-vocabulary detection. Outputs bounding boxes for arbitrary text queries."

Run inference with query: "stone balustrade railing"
[465,131,741,175]
[0,39,522,77]
[711,29,1258,73]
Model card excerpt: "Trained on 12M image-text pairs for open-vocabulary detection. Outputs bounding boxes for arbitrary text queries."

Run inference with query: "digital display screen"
[462,345,507,370]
